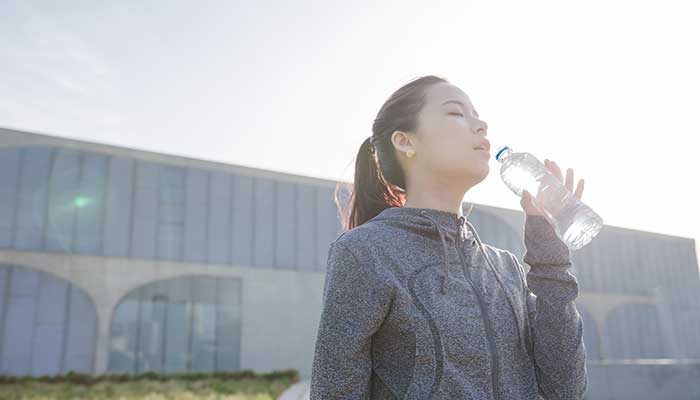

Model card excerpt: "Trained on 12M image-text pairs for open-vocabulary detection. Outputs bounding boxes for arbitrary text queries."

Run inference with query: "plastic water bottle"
[495,145,603,251]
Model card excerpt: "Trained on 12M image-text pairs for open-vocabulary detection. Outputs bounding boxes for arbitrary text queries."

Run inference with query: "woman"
[310,75,587,399]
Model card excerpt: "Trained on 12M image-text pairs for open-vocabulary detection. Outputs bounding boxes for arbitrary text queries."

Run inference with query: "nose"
[476,121,488,135]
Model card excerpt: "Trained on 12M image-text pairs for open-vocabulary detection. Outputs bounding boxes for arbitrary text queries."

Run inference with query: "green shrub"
[0,369,299,385]
[0,369,300,400]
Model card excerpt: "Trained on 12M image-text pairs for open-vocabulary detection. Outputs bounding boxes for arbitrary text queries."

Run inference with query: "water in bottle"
[494,145,603,250]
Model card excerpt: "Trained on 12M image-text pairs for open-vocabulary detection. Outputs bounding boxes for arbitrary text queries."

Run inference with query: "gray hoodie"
[310,206,587,399]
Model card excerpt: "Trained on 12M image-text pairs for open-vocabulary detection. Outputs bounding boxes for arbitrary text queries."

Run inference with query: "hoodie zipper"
[456,218,501,400]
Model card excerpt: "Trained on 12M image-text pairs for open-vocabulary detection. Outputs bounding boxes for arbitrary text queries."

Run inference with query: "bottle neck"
[496,147,513,162]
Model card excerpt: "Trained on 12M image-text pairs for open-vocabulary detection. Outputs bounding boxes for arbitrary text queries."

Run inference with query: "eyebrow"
[441,99,464,106]
[441,100,479,117]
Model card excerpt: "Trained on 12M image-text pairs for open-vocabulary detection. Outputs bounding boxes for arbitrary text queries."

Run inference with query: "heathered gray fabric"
[310,206,587,399]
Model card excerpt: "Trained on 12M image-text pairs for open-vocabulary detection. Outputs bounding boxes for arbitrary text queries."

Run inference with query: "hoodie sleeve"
[310,240,393,400]
[517,214,588,400]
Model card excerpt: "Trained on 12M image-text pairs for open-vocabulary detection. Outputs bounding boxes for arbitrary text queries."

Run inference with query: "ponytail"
[338,136,403,230]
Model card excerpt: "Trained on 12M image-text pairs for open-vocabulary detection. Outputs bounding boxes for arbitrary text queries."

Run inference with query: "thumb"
[520,190,530,207]
[521,190,541,213]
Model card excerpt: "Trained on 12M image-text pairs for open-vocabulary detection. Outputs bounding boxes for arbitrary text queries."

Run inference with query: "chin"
[471,164,490,183]
[460,167,489,187]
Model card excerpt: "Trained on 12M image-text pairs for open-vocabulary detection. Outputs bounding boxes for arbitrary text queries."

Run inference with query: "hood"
[369,205,494,296]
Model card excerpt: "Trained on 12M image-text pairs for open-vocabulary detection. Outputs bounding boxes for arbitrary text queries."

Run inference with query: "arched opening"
[108,276,242,373]
[0,264,97,375]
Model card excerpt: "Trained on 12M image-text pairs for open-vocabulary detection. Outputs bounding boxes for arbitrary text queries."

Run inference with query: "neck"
[403,186,467,218]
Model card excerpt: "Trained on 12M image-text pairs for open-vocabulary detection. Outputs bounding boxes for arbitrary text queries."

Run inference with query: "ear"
[390,130,415,153]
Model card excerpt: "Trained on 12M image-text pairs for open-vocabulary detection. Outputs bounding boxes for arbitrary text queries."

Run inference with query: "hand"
[520,159,585,216]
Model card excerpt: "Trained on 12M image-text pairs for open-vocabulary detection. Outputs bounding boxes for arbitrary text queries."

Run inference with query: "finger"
[549,160,564,183]
[520,190,530,205]
[521,190,533,207]
[521,191,542,215]
[574,178,584,199]
[566,168,574,193]
[544,159,559,182]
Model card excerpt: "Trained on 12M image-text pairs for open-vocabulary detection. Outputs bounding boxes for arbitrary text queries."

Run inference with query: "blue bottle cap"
[495,146,510,161]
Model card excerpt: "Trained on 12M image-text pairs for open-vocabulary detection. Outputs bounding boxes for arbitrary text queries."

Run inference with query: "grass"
[0,370,298,400]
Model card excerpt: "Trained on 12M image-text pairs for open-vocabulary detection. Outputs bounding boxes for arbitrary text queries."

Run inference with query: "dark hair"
[335,74,449,231]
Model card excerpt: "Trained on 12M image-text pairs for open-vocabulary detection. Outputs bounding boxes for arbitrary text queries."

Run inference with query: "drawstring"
[463,219,509,304]
[464,219,531,356]
[419,211,453,295]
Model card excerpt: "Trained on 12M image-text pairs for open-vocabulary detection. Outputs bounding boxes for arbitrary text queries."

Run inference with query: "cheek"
[444,144,491,175]
[427,140,473,172]
[418,123,475,170]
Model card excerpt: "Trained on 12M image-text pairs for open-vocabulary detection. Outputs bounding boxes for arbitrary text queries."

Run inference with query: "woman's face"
[406,82,490,185]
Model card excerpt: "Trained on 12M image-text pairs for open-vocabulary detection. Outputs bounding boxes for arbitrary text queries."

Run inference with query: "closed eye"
[448,112,464,117]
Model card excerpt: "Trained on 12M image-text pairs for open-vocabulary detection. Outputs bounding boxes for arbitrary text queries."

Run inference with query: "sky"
[1,0,698,265]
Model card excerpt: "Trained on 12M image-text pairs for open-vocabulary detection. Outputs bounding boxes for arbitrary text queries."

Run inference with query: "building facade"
[1,127,699,397]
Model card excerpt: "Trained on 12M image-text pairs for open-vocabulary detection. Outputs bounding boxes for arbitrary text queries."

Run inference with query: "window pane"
[191,278,216,371]
[108,294,140,373]
[163,278,191,373]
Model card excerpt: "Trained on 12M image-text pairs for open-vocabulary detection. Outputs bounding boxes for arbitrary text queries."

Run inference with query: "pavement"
[277,379,311,400]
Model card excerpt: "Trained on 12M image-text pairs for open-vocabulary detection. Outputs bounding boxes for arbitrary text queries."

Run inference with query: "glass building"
[0,127,698,398]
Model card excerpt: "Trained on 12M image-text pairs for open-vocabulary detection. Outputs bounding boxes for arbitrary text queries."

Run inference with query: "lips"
[473,140,491,152]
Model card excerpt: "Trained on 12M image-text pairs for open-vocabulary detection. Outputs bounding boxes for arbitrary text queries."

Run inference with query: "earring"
[406,149,415,158]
